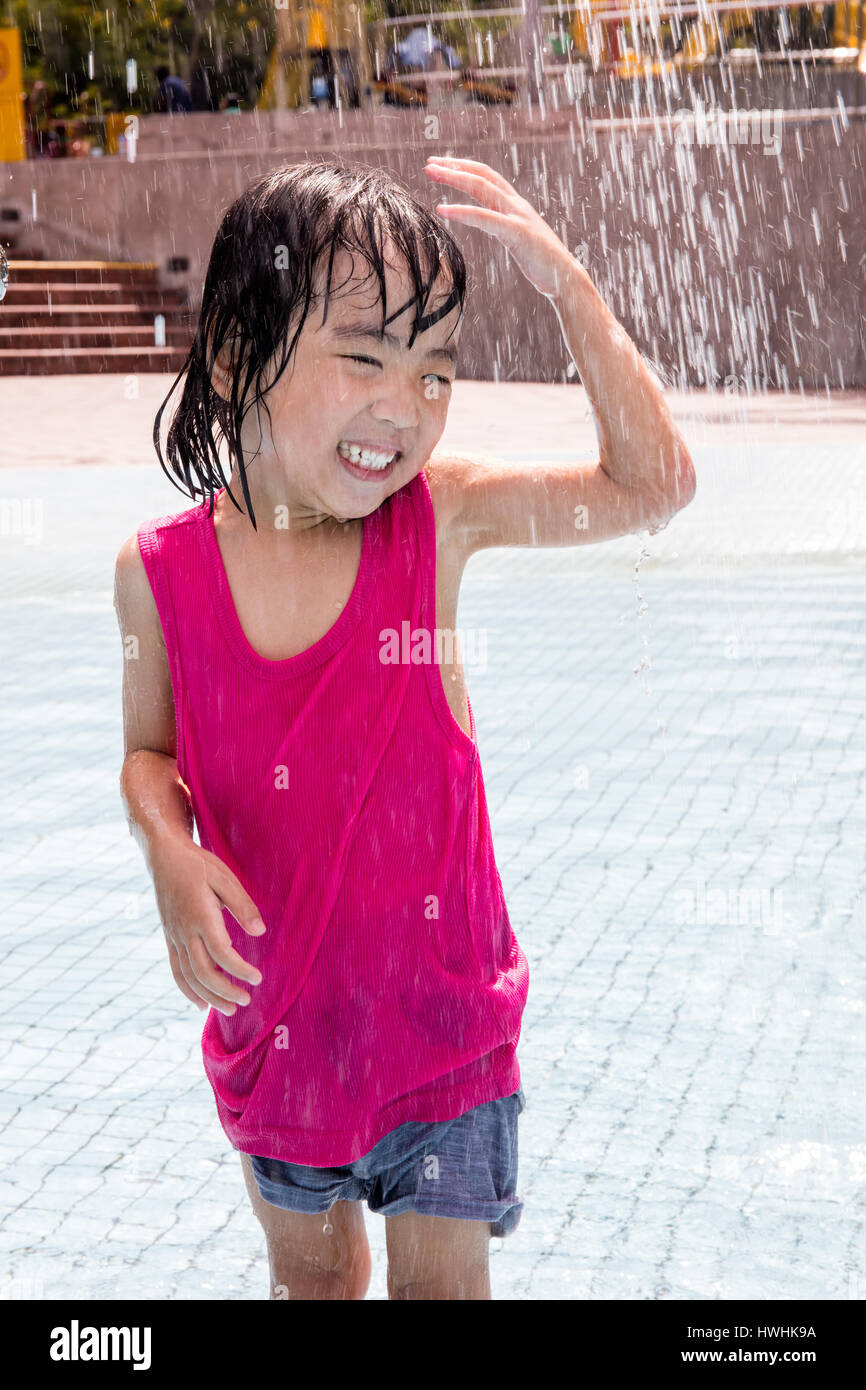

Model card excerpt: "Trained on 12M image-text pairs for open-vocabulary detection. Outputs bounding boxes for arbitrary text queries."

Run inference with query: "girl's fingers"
[181,972,238,1016]
[435,204,516,239]
[205,933,263,987]
[425,163,516,214]
[426,156,519,199]
[176,947,240,1015]
[201,907,264,985]
[212,870,268,939]
[185,935,252,1008]
[166,939,209,1010]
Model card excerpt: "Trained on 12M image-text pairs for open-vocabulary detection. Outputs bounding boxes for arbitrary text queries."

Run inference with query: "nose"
[369,371,421,432]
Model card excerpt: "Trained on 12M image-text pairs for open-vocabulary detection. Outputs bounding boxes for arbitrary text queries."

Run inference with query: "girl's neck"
[217,473,340,539]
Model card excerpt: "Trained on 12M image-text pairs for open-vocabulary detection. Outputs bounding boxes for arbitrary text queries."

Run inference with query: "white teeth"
[337,442,398,471]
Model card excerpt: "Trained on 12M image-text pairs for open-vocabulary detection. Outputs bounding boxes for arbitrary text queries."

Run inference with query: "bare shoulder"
[114,530,176,759]
[115,529,146,574]
[114,531,155,617]
[113,530,168,660]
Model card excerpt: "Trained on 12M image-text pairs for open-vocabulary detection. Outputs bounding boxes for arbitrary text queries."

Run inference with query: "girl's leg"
[239,1152,372,1300]
[385,1211,492,1300]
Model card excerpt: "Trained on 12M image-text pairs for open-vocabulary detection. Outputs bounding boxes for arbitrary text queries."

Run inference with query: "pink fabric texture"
[137,469,529,1166]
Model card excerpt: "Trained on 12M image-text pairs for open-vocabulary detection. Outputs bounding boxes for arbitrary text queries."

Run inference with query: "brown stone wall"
[2,89,864,387]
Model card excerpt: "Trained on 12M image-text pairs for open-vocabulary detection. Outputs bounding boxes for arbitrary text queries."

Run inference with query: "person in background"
[25,80,52,159]
[155,66,193,114]
[45,124,68,158]
[191,61,218,112]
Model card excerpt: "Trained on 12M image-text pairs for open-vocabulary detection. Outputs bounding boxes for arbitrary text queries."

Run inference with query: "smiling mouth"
[336,441,402,476]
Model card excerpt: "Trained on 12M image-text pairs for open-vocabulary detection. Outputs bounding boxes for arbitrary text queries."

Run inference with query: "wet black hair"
[153,157,467,531]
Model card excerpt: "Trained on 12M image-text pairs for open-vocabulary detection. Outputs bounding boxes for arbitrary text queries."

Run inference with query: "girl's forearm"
[120,749,195,877]
[547,254,694,502]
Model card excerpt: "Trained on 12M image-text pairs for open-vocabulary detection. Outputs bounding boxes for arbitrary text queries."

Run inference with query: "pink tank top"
[137,470,529,1166]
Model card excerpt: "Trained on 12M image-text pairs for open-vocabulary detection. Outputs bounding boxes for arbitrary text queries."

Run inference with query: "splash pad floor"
[0,378,864,1300]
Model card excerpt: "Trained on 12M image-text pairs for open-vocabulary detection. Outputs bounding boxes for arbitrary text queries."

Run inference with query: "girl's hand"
[424,155,578,300]
[149,837,266,1016]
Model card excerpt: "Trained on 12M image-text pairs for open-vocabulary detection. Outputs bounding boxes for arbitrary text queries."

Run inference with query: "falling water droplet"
[632,531,652,690]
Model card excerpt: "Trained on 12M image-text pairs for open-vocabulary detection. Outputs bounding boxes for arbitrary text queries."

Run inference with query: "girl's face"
[230,244,462,526]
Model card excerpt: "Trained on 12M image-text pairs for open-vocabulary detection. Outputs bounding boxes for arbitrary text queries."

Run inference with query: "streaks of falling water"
[632,531,652,693]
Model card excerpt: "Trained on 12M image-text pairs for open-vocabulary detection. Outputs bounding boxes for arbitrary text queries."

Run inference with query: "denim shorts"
[249,1086,526,1238]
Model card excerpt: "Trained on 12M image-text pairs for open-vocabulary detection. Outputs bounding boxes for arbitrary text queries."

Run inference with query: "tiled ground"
[0,379,864,1300]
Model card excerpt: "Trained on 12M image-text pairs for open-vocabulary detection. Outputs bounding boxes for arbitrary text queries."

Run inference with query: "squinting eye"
[424,374,452,387]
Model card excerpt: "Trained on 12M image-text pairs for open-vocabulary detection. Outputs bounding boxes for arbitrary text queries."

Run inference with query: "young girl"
[115,156,695,1301]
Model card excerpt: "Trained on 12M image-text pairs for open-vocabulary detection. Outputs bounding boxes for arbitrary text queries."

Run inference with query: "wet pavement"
[0,377,865,1300]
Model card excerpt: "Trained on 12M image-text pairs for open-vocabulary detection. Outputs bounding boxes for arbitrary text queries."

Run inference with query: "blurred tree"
[10,0,277,115]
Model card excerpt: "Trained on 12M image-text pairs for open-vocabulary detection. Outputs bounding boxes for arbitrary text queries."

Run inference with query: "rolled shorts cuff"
[378,1193,524,1238]
[251,1179,523,1238]
[249,1086,526,1239]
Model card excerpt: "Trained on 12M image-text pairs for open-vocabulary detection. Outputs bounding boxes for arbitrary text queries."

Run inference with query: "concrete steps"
[0,261,194,375]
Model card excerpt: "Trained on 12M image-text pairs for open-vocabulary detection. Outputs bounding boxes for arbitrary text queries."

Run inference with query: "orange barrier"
[0,28,25,162]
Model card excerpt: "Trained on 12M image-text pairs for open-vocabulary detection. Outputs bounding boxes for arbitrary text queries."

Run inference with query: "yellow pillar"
[571,0,619,62]
[308,4,328,48]
[259,1,308,109]
[0,28,25,161]
[318,0,368,100]
[834,0,859,44]
[105,111,127,154]
[259,0,369,109]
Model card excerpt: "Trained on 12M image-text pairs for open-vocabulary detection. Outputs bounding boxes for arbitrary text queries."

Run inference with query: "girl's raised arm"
[424,156,696,551]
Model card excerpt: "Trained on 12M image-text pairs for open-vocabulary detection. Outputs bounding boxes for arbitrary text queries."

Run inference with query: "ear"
[208,331,245,402]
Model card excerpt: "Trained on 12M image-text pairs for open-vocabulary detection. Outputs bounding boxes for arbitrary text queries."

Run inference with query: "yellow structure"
[105,112,127,155]
[0,28,25,162]
[571,0,615,60]
[834,0,864,44]
[259,0,370,110]
[307,6,329,48]
[571,3,865,63]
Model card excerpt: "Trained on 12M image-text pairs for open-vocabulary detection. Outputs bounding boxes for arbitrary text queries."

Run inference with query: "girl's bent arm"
[114,534,266,1014]
[114,531,193,868]
[120,749,195,878]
